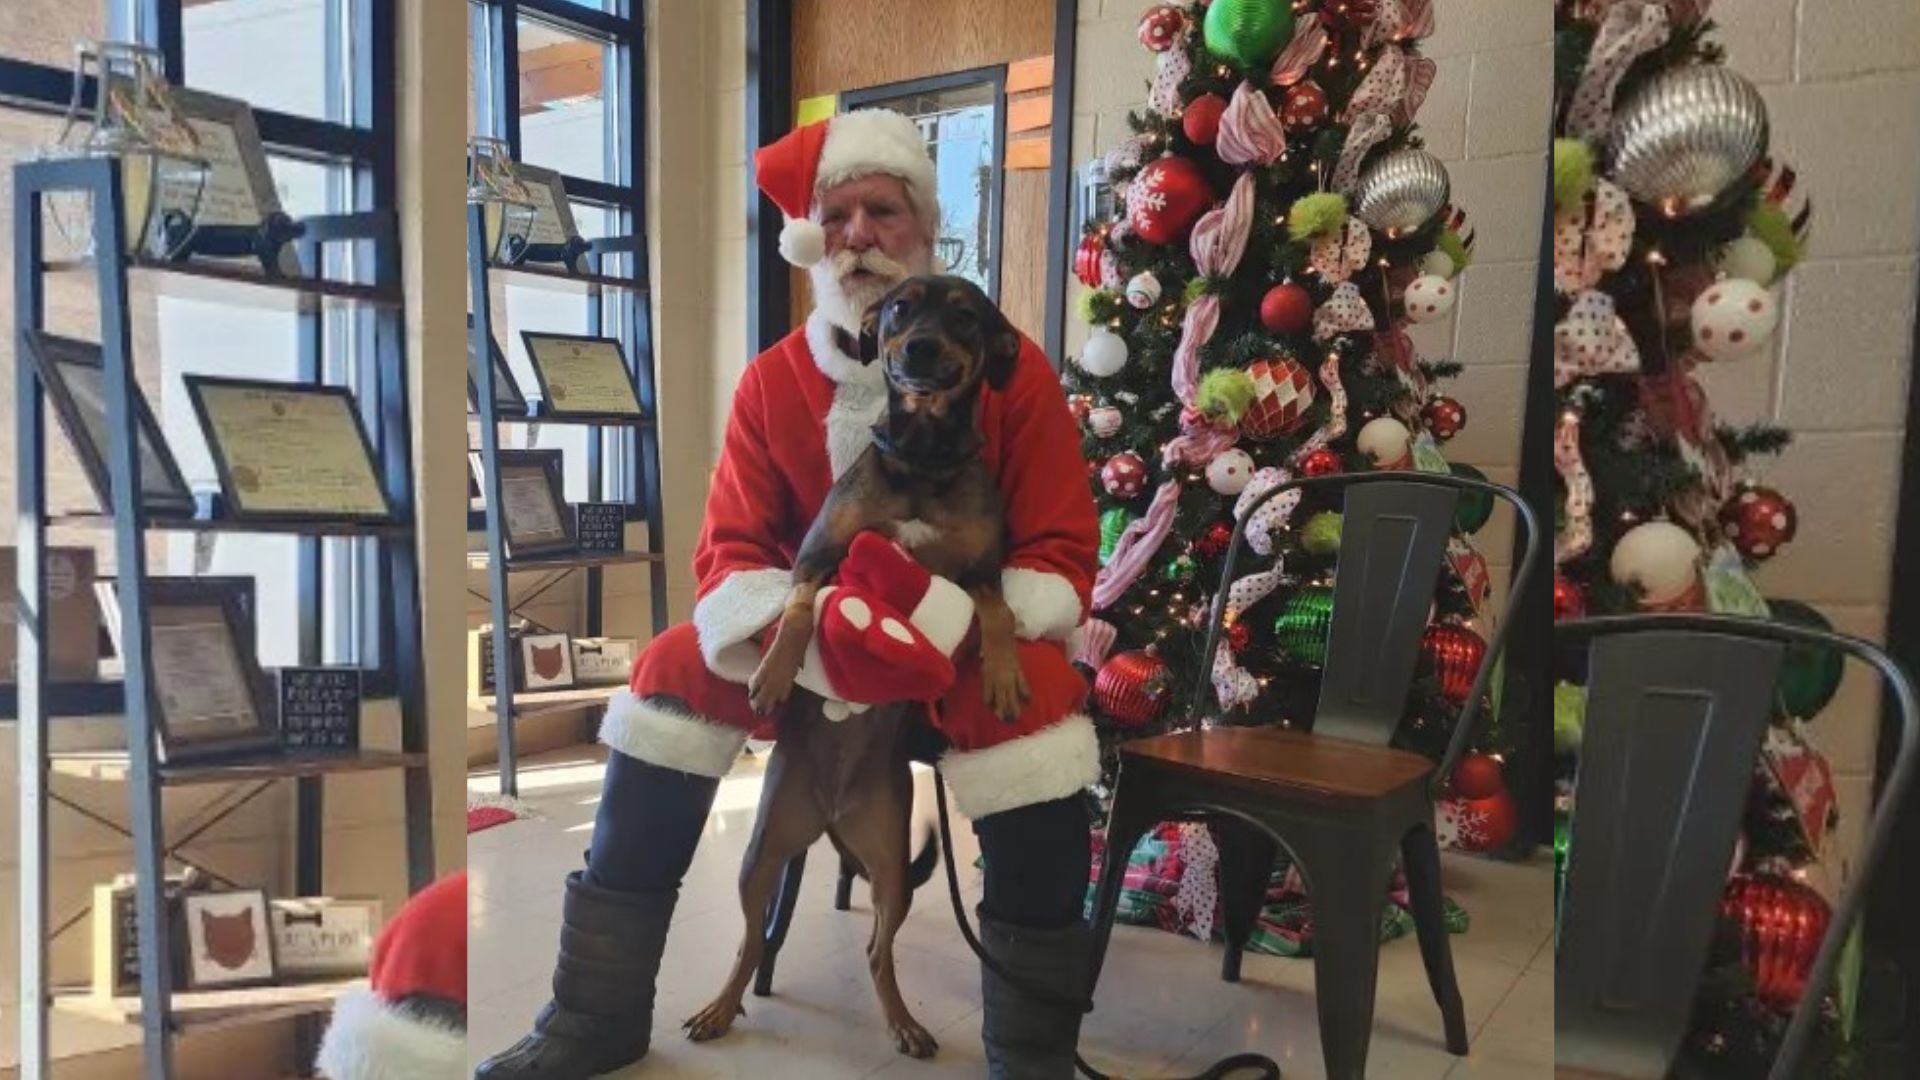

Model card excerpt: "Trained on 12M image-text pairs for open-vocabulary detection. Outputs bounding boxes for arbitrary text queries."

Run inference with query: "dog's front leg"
[747,506,860,713]
[968,582,1029,724]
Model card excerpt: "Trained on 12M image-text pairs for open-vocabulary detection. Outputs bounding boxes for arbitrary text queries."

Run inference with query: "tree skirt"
[1081,820,1469,958]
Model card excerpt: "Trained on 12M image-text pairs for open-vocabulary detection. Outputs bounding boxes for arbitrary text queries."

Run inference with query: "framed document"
[511,163,581,250]
[182,889,277,989]
[184,377,395,523]
[467,314,527,415]
[270,897,382,978]
[101,578,278,762]
[521,332,643,420]
[22,330,195,517]
[165,88,298,275]
[471,449,575,558]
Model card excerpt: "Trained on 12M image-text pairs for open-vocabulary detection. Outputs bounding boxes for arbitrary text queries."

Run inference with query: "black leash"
[931,770,1282,1080]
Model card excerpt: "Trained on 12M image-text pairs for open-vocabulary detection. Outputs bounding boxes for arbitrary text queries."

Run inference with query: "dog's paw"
[888,1016,939,1059]
[747,656,797,714]
[981,657,1030,724]
[682,999,745,1042]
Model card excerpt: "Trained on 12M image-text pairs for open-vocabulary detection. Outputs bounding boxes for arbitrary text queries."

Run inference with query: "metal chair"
[1554,614,1920,1080]
[1087,471,1543,1080]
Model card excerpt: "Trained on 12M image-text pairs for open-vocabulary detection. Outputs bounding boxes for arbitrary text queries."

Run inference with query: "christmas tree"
[1549,1,1886,1073]
[1065,0,1518,884]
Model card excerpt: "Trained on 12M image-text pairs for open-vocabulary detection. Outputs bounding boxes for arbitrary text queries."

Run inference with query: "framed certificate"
[184,377,396,523]
[467,314,527,415]
[472,449,575,559]
[520,332,644,420]
[166,88,297,275]
[22,330,194,517]
[510,163,581,250]
[102,577,279,763]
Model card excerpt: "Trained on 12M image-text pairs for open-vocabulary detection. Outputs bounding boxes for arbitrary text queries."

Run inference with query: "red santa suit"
[601,311,1101,820]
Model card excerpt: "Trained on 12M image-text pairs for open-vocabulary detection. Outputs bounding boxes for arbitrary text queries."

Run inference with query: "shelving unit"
[466,200,667,797]
[12,156,435,1080]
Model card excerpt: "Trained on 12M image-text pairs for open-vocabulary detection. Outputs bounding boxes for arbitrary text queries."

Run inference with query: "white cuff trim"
[693,566,792,683]
[315,985,464,1080]
[598,692,747,778]
[939,714,1101,820]
[911,573,977,655]
[1002,567,1085,642]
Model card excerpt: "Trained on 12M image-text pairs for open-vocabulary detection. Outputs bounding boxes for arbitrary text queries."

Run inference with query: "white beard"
[809,248,928,333]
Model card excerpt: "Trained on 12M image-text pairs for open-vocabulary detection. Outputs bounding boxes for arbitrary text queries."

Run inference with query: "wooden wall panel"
[999,171,1050,342]
[792,0,1052,100]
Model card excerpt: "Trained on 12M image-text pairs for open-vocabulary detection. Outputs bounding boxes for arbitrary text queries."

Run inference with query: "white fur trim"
[939,714,1101,820]
[910,573,976,655]
[818,109,940,230]
[315,985,464,1080]
[806,312,887,479]
[779,217,826,267]
[1002,567,1086,642]
[598,692,747,778]
[693,566,792,683]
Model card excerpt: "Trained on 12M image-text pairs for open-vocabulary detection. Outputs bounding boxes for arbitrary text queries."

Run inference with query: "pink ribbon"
[1170,296,1221,408]
[1171,174,1253,405]
[1564,1,1671,142]
[1269,13,1329,87]
[1218,82,1288,167]
[1163,423,1240,470]
[1554,288,1641,388]
[1555,410,1594,564]
[1073,617,1118,670]
[1333,112,1394,194]
[1341,45,1434,128]
[1092,480,1182,611]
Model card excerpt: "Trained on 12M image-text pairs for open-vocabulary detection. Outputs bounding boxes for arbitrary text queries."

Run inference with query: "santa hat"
[753,109,940,267]
[315,872,467,1080]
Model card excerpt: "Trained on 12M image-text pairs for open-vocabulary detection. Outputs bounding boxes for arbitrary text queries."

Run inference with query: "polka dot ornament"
[1690,278,1778,362]
[1402,274,1456,323]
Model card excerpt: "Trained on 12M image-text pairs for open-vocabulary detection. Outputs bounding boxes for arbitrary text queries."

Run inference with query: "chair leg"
[1401,819,1470,1055]
[1216,818,1277,984]
[754,850,807,997]
[1292,827,1396,1080]
[1087,792,1159,991]
[833,853,858,911]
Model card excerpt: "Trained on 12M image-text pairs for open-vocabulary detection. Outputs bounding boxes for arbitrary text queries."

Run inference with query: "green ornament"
[1301,511,1342,555]
[1273,585,1335,666]
[1745,201,1804,276]
[1553,806,1571,928]
[1099,507,1134,566]
[1552,138,1595,209]
[1164,554,1198,583]
[1197,369,1257,425]
[1202,0,1294,69]
[1767,597,1844,718]
[1288,192,1349,242]
[1435,227,1472,272]
[1553,681,1585,755]
[1184,276,1212,304]
[1449,462,1494,534]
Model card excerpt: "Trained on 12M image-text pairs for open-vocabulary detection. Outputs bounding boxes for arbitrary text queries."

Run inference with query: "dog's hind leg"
[832,765,938,1059]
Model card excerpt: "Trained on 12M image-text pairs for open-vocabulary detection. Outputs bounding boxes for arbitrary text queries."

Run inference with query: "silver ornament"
[1608,65,1768,216]
[1354,149,1451,236]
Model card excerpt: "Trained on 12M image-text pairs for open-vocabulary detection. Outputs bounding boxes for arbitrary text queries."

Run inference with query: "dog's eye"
[886,298,912,325]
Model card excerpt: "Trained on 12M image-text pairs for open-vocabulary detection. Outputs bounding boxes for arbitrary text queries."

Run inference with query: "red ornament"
[1095,650,1171,727]
[1281,79,1331,131]
[1300,447,1343,478]
[1074,231,1106,289]
[1439,790,1518,853]
[1451,752,1504,800]
[1422,396,1467,441]
[1423,622,1487,705]
[1720,484,1798,561]
[1067,394,1093,424]
[1193,521,1235,558]
[1241,358,1316,439]
[1137,4,1187,52]
[1721,875,1832,1011]
[1126,157,1213,245]
[1101,452,1149,498]
[1226,622,1251,653]
[1259,282,1315,334]
[1182,92,1228,146]
[1553,574,1586,620]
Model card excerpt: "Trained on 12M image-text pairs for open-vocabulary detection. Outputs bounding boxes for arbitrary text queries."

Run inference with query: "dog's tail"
[907,821,941,889]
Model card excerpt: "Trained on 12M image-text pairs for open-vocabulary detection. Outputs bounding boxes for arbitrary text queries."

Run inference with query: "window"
[0,0,398,702]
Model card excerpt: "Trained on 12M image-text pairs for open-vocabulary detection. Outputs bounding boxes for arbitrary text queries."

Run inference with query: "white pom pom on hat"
[753,109,939,268]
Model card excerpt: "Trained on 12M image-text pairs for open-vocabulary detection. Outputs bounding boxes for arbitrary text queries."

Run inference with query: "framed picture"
[269,897,382,978]
[521,332,644,420]
[1,546,101,682]
[182,889,276,989]
[20,331,195,517]
[510,163,581,251]
[471,449,575,559]
[571,637,637,686]
[276,667,362,753]
[520,632,576,691]
[90,870,200,998]
[166,88,297,275]
[100,577,278,762]
[184,376,396,523]
[466,314,527,415]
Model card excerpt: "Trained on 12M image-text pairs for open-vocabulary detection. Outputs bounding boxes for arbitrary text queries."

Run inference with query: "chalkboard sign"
[277,667,361,752]
[92,873,193,997]
[575,502,626,554]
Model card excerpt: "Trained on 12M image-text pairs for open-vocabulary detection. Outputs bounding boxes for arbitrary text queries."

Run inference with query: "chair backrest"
[1555,614,1920,1080]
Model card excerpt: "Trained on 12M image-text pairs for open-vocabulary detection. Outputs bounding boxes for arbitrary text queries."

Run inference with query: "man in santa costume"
[477,108,1101,1080]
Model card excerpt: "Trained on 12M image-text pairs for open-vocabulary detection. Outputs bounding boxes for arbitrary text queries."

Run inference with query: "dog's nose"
[903,337,942,371]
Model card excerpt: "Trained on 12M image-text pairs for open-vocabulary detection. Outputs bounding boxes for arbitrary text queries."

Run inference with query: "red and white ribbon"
[1291,350,1351,461]
[1342,44,1434,128]
[1093,480,1183,611]
[1269,13,1329,87]
[1218,81,1289,167]
[1171,295,1222,409]
[1564,1,1671,141]
[1553,177,1635,295]
[1554,288,1641,388]
[1151,47,1193,116]
[1313,281,1376,341]
[1236,466,1303,556]
[1310,216,1373,282]
[1366,0,1434,46]
[1191,171,1256,279]
[1073,616,1118,670]
[1213,559,1290,710]
[1555,410,1594,564]
[1333,111,1394,194]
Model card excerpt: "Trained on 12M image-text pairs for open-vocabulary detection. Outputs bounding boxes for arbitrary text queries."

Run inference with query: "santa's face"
[810,173,934,333]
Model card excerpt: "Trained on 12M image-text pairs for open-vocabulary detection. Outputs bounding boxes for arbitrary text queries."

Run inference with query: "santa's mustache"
[828,248,909,284]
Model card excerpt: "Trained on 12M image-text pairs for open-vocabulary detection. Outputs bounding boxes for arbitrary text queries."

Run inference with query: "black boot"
[978,912,1090,1080]
[474,872,674,1079]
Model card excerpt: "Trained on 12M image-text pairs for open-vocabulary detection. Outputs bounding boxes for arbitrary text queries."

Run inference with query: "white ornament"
[1717,236,1777,285]
[1419,249,1457,279]
[1610,521,1702,606]
[1125,271,1163,309]
[1690,278,1778,362]
[1090,405,1125,438]
[1357,416,1413,468]
[1206,449,1256,495]
[1081,327,1130,377]
[1402,274,1457,323]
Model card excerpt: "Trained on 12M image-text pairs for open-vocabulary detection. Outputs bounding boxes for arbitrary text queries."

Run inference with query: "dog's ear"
[856,304,883,365]
[983,303,1021,391]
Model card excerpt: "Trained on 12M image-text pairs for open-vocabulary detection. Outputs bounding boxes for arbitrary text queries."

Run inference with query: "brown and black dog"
[680,276,1025,1058]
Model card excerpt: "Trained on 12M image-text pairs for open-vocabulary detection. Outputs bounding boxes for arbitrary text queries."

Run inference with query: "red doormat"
[467,793,533,834]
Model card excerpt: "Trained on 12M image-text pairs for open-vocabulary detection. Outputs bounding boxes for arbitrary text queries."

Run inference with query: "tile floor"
[469,745,1554,1079]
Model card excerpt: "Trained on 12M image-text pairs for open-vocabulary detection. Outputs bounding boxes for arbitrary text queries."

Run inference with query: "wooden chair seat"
[1119,727,1436,804]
